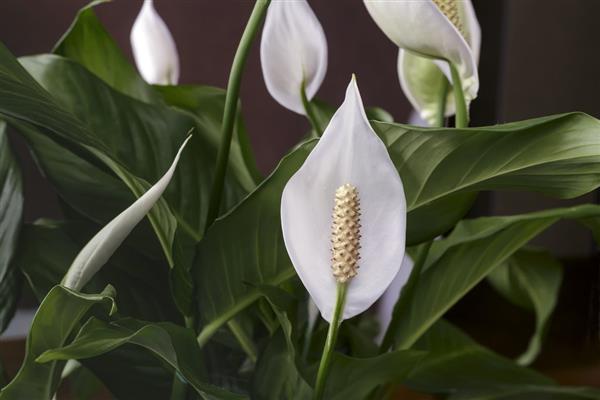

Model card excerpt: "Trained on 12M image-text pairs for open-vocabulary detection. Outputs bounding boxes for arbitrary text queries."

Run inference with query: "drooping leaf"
[488,248,563,365]
[0,120,22,332]
[407,319,551,394]
[0,285,115,400]
[374,113,600,243]
[387,204,600,350]
[38,317,247,400]
[408,320,600,400]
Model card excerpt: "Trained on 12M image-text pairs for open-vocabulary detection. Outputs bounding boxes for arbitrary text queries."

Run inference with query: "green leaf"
[410,322,600,400]
[0,120,23,332]
[38,317,247,400]
[375,113,600,243]
[156,84,261,189]
[407,320,551,394]
[447,386,600,400]
[194,111,600,344]
[324,350,425,400]
[405,320,600,400]
[488,248,563,365]
[388,204,600,350]
[0,285,115,400]
[53,0,161,103]
[195,141,315,346]
[252,331,312,400]
[17,220,181,323]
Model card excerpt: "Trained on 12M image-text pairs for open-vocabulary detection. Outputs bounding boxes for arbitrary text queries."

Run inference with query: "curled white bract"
[281,77,406,322]
[62,136,192,291]
[130,0,180,85]
[364,0,480,123]
[260,0,328,114]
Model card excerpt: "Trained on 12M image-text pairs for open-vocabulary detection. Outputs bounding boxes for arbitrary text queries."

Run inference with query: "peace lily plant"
[2,1,600,400]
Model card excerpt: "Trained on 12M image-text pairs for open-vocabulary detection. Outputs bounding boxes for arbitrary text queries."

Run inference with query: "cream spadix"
[364,0,479,110]
[260,0,328,114]
[398,0,480,125]
[62,136,192,291]
[281,77,406,322]
[130,0,180,85]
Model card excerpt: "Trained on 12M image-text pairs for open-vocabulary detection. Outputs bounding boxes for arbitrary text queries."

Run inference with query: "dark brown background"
[3,0,600,384]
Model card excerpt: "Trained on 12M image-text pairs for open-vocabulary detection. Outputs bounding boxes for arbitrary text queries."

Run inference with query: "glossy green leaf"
[388,204,600,350]
[195,141,315,346]
[375,113,600,243]
[0,285,115,400]
[156,84,261,188]
[0,120,23,332]
[488,248,563,365]
[53,0,160,103]
[38,317,247,400]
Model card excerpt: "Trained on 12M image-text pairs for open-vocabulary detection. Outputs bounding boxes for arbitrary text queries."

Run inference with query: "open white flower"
[364,0,480,116]
[398,1,480,125]
[62,136,191,291]
[260,0,328,114]
[281,77,406,322]
[130,0,180,85]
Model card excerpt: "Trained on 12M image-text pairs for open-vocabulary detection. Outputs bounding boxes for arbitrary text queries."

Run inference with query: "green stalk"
[314,283,347,400]
[228,319,258,363]
[433,77,449,128]
[204,0,271,231]
[301,80,323,137]
[449,62,469,128]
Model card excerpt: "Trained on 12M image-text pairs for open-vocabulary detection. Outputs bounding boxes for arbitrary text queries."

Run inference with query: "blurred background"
[2,0,600,394]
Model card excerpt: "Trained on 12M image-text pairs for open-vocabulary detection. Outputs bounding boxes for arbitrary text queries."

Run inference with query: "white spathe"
[281,77,406,322]
[130,0,180,85]
[260,0,328,114]
[364,0,479,115]
[398,1,481,125]
[62,136,192,291]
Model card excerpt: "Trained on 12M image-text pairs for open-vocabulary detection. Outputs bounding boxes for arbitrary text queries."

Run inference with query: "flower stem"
[433,78,449,128]
[204,0,271,231]
[449,62,468,128]
[314,283,347,400]
[301,80,323,137]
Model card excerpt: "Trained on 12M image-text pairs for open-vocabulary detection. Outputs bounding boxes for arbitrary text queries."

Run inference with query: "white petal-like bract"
[130,0,180,85]
[62,136,192,291]
[364,0,479,108]
[397,0,481,125]
[281,78,406,322]
[260,0,328,114]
